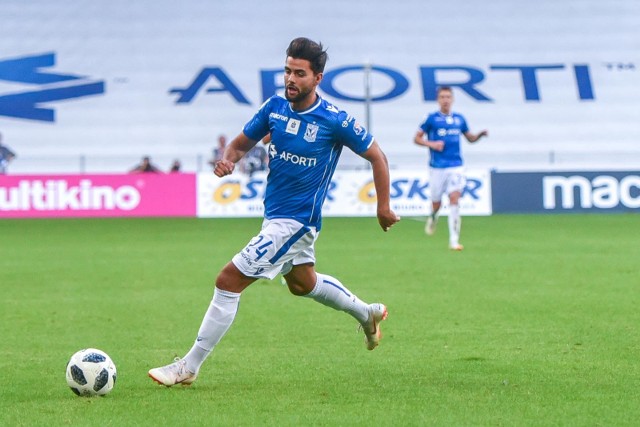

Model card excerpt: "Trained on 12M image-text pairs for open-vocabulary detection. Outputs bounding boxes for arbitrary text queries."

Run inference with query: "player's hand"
[479,130,489,138]
[377,208,401,232]
[430,141,445,152]
[214,160,235,177]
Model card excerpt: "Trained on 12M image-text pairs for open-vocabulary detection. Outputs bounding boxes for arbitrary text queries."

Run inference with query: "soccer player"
[413,86,488,251]
[149,37,401,387]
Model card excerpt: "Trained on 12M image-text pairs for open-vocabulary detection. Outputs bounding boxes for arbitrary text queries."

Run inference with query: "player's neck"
[439,108,451,115]
[290,92,318,111]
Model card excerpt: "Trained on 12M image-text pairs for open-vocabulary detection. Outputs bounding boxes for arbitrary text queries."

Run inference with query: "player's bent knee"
[215,262,255,293]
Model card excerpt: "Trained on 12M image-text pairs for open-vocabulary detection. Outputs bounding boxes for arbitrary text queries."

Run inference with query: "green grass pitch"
[1,215,639,426]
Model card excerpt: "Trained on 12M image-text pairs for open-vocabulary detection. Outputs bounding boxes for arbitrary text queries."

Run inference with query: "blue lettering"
[242,179,265,200]
[574,64,595,100]
[462,179,481,200]
[169,67,251,104]
[490,64,564,101]
[320,66,409,102]
[170,62,599,106]
[420,66,491,101]
[260,69,284,102]
[406,180,429,200]
[390,179,408,199]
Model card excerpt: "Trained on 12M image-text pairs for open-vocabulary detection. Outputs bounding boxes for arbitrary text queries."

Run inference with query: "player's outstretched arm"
[464,130,489,143]
[360,141,401,232]
[214,133,258,177]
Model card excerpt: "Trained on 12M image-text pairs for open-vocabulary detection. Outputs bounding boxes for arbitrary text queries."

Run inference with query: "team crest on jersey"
[304,123,319,142]
[286,118,301,135]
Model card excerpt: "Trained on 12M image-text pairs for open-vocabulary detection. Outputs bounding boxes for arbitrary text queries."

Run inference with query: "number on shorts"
[249,235,273,261]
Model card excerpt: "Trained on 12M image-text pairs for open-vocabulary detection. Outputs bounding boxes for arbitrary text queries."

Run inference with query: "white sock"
[304,273,369,324]
[448,204,461,246]
[183,287,240,373]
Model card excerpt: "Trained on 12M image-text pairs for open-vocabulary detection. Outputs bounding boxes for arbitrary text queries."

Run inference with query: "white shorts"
[232,218,318,280]
[429,166,466,202]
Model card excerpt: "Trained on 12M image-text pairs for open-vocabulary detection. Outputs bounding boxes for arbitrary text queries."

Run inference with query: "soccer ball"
[65,348,117,396]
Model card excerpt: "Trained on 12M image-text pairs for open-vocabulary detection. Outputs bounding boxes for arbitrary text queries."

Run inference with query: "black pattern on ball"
[82,353,106,363]
[93,368,109,392]
[70,365,87,385]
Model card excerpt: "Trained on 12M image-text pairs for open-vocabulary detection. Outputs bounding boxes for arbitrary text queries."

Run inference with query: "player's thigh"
[429,168,448,202]
[232,218,317,280]
[445,167,466,196]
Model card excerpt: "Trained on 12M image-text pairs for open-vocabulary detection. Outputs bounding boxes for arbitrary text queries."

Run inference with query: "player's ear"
[314,72,323,85]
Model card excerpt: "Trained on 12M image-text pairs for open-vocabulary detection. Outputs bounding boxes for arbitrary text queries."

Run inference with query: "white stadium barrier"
[0,0,638,174]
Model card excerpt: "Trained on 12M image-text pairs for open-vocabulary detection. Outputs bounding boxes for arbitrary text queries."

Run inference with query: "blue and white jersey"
[419,111,469,168]
[243,94,373,230]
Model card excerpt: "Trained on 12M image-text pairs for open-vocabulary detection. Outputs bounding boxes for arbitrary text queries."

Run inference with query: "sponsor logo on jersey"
[269,144,317,167]
[278,151,317,167]
[437,128,461,136]
[268,144,278,159]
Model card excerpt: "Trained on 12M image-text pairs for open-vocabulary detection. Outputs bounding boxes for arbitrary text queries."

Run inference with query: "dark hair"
[437,86,453,95]
[286,37,328,74]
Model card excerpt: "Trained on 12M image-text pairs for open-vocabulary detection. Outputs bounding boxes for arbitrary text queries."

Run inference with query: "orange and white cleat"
[360,303,388,350]
[148,358,198,387]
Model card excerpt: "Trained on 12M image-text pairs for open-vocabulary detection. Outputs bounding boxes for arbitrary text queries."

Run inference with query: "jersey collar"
[288,93,322,115]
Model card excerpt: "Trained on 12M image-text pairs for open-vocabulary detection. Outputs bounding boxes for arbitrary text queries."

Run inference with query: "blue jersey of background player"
[413,86,488,251]
[419,110,469,168]
[242,94,372,230]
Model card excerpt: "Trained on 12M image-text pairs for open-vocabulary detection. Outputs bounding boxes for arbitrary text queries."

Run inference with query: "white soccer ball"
[65,348,117,396]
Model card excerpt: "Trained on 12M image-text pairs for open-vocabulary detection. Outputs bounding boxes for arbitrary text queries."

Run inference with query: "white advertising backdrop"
[1,0,639,173]
[196,169,492,218]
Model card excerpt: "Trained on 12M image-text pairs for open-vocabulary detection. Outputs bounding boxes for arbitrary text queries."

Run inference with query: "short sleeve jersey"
[243,94,373,230]
[419,112,469,168]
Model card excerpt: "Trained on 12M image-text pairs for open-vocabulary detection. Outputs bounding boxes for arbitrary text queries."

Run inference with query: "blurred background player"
[148,37,400,387]
[413,86,488,250]
[239,142,268,176]
[208,134,227,170]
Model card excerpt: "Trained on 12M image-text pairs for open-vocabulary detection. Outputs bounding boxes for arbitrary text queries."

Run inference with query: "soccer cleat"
[148,357,198,387]
[425,215,438,235]
[449,243,464,251]
[360,303,388,350]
